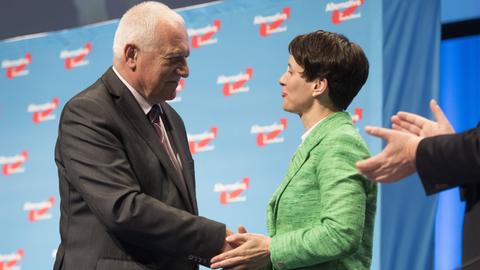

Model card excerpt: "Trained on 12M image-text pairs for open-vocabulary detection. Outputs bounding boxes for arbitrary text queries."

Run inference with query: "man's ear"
[312,78,328,97]
[124,44,138,70]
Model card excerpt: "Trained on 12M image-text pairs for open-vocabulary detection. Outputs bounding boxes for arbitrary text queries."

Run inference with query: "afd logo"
[27,97,59,124]
[254,7,290,37]
[188,127,218,155]
[0,151,28,176]
[168,79,185,103]
[325,0,365,24]
[1,53,32,79]
[0,249,24,270]
[188,20,221,48]
[351,107,363,125]
[60,42,92,69]
[217,68,253,96]
[251,118,288,147]
[23,196,55,222]
[214,177,250,205]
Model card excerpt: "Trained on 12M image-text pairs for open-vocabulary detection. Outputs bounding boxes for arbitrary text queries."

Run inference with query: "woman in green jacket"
[211,30,377,270]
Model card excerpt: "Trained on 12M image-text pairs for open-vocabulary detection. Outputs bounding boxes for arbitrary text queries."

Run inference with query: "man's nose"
[177,61,189,78]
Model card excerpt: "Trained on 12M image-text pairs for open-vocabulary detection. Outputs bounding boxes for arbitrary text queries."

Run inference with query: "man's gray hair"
[113,1,185,58]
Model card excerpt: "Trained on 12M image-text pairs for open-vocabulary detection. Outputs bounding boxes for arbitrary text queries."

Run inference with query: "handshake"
[210,226,271,270]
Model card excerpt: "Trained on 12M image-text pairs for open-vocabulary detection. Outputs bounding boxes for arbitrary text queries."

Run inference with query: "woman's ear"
[312,78,328,97]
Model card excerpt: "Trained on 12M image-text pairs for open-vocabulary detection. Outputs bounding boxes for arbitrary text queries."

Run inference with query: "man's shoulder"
[68,67,115,101]
[161,101,183,121]
[60,76,114,121]
[66,70,114,108]
[76,78,105,98]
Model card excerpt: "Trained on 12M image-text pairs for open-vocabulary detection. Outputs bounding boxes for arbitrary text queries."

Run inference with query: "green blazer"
[266,112,377,270]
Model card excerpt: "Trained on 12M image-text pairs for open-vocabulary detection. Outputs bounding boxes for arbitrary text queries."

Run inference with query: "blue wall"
[435,34,480,270]
[381,0,440,269]
[441,0,480,23]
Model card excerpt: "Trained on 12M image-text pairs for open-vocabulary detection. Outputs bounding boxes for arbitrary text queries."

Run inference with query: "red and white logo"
[0,151,28,176]
[214,177,250,205]
[23,196,55,222]
[168,79,185,103]
[325,0,364,24]
[60,42,92,69]
[188,20,221,48]
[253,7,290,37]
[351,107,363,125]
[188,127,218,155]
[27,97,59,123]
[176,79,185,92]
[0,249,24,270]
[1,53,32,79]
[251,118,288,147]
[217,68,253,96]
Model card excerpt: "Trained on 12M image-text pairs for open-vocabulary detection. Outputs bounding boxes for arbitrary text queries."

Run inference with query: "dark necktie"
[148,104,184,178]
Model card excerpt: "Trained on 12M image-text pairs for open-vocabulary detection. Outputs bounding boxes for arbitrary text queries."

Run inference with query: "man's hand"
[356,100,455,183]
[356,126,422,183]
[211,233,271,270]
[220,228,235,253]
[237,225,247,234]
[391,99,454,137]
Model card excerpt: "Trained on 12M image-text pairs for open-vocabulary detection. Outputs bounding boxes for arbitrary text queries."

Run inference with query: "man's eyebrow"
[165,50,189,58]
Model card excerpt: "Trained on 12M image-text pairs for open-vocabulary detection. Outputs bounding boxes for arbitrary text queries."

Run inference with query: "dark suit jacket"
[53,68,225,270]
[416,126,480,267]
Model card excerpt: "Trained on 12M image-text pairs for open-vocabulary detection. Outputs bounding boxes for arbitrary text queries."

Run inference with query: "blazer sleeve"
[57,97,225,263]
[416,126,480,195]
[269,134,374,269]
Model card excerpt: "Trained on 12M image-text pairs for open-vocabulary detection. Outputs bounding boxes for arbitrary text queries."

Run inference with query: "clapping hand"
[356,100,454,183]
[391,99,454,137]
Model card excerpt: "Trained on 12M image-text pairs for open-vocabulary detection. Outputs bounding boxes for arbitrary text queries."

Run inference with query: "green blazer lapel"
[268,112,352,233]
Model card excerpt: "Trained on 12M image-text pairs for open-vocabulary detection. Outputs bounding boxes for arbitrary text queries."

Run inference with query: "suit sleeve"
[417,126,480,195]
[57,97,225,263]
[269,134,375,269]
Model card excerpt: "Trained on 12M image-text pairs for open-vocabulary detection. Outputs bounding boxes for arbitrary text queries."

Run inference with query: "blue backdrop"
[380,0,440,269]
[0,0,441,269]
[435,33,480,270]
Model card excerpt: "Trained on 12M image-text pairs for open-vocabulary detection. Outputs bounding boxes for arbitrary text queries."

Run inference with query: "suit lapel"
[268,140,311,231]
[101,68,193,212]
[160,102,197,214]
[269,112,352,231]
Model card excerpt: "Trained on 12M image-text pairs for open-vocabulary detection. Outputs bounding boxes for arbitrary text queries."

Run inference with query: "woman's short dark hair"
[288,30,369,111]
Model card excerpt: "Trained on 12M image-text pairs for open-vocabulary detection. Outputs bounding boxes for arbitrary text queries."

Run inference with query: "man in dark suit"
[53,2,230,269]
[356,99,480,268]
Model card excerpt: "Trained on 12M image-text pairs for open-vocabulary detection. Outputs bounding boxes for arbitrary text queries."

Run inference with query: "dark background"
[0,0,216,40]
[2,0,479,41]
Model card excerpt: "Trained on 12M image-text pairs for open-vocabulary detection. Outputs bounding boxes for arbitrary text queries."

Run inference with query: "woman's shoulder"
[313,124,370,159]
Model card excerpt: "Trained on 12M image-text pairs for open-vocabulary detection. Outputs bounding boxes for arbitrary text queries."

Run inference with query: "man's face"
[278,55,315,114]
[136,22,190,103]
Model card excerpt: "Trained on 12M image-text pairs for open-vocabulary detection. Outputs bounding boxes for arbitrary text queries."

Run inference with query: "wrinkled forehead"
[156,22,190,56]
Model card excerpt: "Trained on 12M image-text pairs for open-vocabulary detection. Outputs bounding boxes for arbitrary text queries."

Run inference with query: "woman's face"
[278,55,316,115]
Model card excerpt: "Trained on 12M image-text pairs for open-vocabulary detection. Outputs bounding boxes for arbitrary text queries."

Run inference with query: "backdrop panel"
[0,0,438,269]
[381,0,440,269]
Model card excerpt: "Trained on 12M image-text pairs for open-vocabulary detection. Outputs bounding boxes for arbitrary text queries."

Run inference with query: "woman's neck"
[300,103,337,130]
